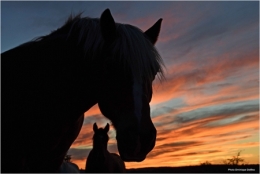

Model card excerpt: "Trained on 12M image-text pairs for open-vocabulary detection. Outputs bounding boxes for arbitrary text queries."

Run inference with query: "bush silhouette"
[200,161,212,165]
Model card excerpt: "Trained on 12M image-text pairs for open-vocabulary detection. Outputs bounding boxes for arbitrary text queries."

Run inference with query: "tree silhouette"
[223,150,245,165]
[64,154,72,162]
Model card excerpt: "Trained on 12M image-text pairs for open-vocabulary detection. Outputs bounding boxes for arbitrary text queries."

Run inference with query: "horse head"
[92,123,110,149]
[96,9,164,162]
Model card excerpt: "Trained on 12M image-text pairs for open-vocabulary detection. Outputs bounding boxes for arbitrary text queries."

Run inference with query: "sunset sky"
[2,1,259,169]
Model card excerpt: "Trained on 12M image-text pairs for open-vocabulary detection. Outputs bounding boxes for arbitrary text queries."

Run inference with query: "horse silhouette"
[2,9,164,172]
[85,123,126,173]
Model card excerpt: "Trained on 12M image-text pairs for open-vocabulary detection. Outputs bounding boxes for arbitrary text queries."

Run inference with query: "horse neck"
[2,35,99,116]
[90,142,109,166]
[93,141,108,151]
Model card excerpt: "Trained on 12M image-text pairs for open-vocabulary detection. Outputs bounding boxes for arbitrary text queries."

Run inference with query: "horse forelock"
[112,24,165,83]
[61,14,165,83]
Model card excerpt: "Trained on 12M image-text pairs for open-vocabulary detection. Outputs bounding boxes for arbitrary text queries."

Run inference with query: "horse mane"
[34,13,165,83]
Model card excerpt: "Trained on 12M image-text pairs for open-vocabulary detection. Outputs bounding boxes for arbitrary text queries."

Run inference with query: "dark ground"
[81,164,259,173]
[126,165,259,173]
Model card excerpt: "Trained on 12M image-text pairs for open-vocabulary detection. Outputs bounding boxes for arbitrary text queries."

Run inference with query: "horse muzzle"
[117,129,156,162]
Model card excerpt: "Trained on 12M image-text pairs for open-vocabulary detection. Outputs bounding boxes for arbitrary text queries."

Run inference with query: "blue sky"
[1,1,259,169]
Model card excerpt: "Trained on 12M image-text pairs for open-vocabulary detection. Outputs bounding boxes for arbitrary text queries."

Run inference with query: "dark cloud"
[168,150,222,159]
[68,143,118,161]
[156,137,168,142]
[215,131,252,138]
[151,106,176,118]
[154,115,177,128]
[147,148,174,159]
[156,129,174,138]
[157,141,203,149]
[83,114,112,126]
[73,131,93,146]
[172,150,222,157]
[237,114,259,123]
[147,141,203,159]
[107,144,119,153]
[173,100,259,124]
[67,148,91,161]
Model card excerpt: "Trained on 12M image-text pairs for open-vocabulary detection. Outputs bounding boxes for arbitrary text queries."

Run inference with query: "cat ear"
[104,123,110,133]
[93,123,98,132]
[144,18,163,45]
[100,9,117,43]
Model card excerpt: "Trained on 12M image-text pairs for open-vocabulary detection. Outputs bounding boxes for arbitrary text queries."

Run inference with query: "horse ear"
[104,123,110,133]
[93,123,98,132]
[144,18,163,45]
[100,9,117,43]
